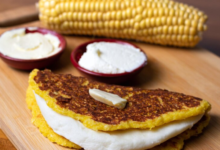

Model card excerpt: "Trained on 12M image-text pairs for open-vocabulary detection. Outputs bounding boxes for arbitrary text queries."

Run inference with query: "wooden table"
[0,0,220,150]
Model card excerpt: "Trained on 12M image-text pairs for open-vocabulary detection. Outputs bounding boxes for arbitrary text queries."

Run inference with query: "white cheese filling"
[78,42,147,74]
[0,28,61,59]
[34,92,203,150]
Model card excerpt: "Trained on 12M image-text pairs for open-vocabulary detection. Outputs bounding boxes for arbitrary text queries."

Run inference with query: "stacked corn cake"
[26,69,211,150]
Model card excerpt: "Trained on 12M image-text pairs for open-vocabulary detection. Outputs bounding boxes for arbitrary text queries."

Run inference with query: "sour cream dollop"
[0,28,61,59]
[78,42,147,74]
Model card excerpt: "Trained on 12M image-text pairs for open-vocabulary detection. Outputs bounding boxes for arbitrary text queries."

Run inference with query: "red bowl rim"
[0,27,66,62]
[70,39,147,77]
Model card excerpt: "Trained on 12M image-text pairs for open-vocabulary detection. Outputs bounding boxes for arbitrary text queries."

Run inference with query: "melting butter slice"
[89,89,127,109]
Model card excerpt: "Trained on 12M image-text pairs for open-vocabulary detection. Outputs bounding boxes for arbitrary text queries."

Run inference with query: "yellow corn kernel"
[39,0,208,47]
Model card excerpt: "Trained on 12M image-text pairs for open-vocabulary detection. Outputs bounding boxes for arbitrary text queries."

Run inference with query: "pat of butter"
[0,28,61,59]
[89,89,127,109]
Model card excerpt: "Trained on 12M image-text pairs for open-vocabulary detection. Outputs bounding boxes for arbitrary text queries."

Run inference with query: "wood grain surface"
[0,5,38,27]
[0,21,220,150]
[0,0,220,149]
[0,0,38,27]
[0,130,16,150]
[0,0,38,12]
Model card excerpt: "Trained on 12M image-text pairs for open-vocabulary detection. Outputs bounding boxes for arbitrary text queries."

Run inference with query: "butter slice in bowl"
[0,27,66,70]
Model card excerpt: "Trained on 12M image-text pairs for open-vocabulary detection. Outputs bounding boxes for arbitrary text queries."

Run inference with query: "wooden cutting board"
[0,21,220,150]
[0,5,38,27]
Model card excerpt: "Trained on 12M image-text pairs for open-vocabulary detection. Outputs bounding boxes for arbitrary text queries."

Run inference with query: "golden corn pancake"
[26,85,210,150]
[29,69,210,131]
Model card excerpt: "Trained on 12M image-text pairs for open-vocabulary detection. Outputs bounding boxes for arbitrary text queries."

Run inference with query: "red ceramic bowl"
[70,39,147,84]
[0,27,66,70]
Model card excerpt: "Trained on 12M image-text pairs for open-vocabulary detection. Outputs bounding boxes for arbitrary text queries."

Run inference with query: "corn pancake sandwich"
[26,69,211,150]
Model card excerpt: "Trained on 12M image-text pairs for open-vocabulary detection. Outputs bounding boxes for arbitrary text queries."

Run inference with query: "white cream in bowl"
[0,28,61,59]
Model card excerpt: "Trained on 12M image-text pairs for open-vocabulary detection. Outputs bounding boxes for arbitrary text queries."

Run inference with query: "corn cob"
[38,0,207,47]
